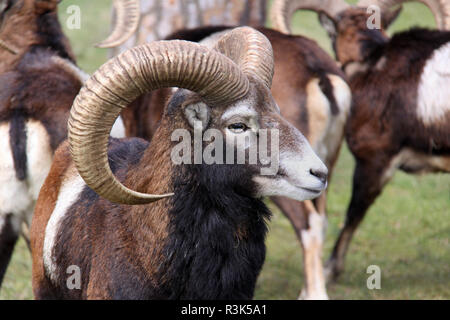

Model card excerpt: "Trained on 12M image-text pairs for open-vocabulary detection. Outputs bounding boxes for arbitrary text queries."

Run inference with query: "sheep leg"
[325,157,392,282]
[21,221,31,251]
[271,197,328,300]
[0,213,20,287]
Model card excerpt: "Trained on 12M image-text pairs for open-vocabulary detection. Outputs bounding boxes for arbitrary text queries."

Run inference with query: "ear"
[319,12,338,39]
[382,6,402,29]
[183,102,211,131]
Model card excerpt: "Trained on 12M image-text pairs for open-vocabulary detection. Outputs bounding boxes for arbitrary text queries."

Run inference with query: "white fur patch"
[305,77,330,156]
[321,75,351,167]
[417,43,450,125]
[253,138,328,202]
[0,123,30,220]
[26,121,54,200]
[0,121,52,231]
[305,74,351,167]
[221,103,257,121]
[328,75,352,117]
[301,212,325,248]
[43,173,85,282]
[0,123,34,232]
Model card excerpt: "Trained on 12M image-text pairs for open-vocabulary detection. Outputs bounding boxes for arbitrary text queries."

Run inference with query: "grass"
[0,0,448,300]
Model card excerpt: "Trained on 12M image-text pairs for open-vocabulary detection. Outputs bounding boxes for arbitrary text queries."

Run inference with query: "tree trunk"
[111,0,266,56]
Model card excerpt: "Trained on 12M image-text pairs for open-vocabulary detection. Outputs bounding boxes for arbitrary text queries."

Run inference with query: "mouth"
[300,187,324,194]
[278,171,327,194]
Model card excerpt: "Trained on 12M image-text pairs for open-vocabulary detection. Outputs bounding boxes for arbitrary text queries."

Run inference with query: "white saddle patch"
[0,121,53,229]
[43,172,85,282]
[417,43,450,125]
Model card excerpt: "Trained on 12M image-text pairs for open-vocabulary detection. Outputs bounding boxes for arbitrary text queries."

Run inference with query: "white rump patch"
[43,173,85,282]
[417,43,450,125]
[0,123,30,222]
[26,121,54,202]
[0,121,53,230]
[306,74,351,166]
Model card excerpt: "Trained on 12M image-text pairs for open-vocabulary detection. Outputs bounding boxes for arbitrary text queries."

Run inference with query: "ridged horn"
[96,0,140,48]
[69,27,274,205]
[214,27,274,88]
[358,0,450,30]
[270,0,350,34]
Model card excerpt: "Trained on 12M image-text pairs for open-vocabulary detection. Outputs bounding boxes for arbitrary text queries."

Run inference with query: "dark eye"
[228,123,249,133]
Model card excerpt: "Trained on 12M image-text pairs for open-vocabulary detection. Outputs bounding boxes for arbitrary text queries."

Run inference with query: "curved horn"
[270,0,350,34]
[96,0,140,48]
[69,27,274,205]
[214,27,274,88]
[358,0,450,30]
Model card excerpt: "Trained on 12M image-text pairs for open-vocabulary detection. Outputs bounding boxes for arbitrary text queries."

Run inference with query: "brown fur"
[30,140,71,298]
[0,0,74,72]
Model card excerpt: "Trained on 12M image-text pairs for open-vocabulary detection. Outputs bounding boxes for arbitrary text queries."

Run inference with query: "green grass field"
[0,0,448,300]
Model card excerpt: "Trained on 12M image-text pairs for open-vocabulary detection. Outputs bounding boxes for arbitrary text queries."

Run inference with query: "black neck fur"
[158,162,271,299]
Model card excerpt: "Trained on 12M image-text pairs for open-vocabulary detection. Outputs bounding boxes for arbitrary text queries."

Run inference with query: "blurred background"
[1,0,448,299]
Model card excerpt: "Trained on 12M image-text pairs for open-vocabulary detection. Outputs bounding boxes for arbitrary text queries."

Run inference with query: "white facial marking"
[43,173,85,282]
[221,104,257,122]
[254,131,328,202]
[417,43,450,125]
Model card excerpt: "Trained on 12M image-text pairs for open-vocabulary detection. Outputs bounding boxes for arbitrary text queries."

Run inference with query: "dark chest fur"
[157,163,271,299]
